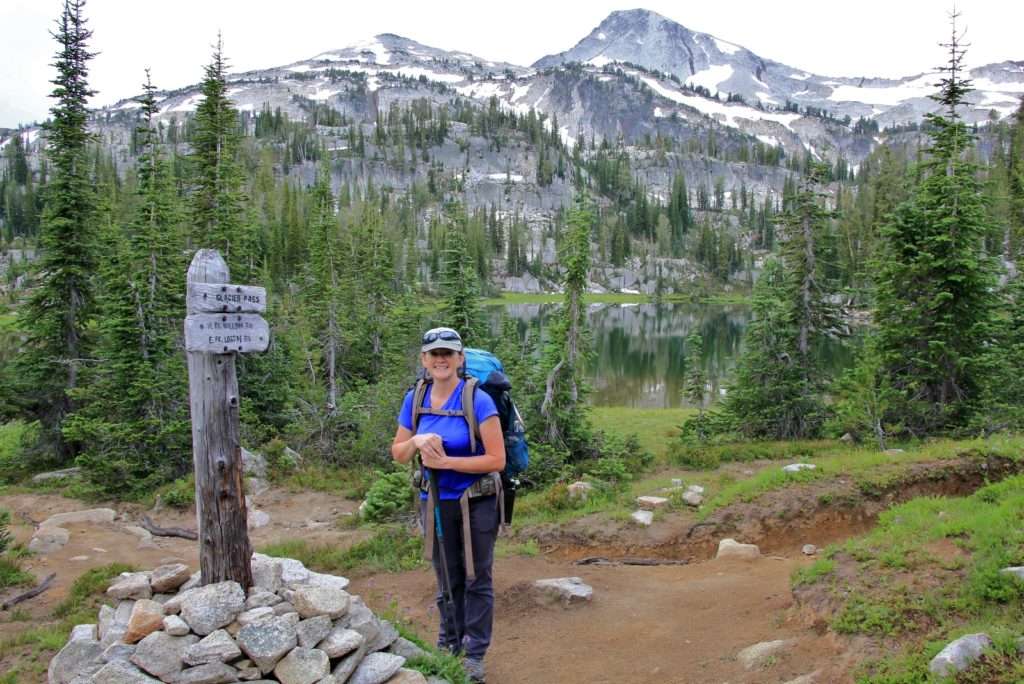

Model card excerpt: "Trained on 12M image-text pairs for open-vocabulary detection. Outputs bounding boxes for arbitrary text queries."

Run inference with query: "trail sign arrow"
[187,283,266,314]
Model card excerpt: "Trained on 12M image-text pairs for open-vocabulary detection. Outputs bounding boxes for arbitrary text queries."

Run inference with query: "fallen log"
[139,513,198,541]
[3,572,56,610]
[573,556,693,567]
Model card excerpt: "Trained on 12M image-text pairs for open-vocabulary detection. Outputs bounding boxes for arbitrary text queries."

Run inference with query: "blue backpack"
[411,347,529,480]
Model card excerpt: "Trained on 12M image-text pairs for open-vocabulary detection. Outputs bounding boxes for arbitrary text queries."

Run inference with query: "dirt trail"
[8,455,1012,683]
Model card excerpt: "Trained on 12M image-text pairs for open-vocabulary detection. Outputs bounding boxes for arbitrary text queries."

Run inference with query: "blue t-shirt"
[399,379,498,500]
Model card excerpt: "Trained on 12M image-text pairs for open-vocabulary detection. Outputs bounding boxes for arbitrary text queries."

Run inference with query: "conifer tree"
[10,0,97,462]
[439,205,487,346]
[188,35,255,280]
[64,73,191,494]
[301,161,343,409]
[536,194,595,453]
[872,15,999,433]
[719,259,826,439]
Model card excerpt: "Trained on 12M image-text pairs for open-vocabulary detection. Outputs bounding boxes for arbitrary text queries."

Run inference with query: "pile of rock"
[48,553,433,684]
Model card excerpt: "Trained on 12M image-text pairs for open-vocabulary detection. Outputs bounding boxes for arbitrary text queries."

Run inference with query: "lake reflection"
[490,302,858,409]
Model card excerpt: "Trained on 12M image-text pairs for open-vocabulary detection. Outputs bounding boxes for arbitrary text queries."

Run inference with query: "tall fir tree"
[535,194,595,454]
[439,205,487,347]
[63,72,191,495]
[871,14,1000,434]
[10,0,97,463]
[188,35,256,281]
[301,161,343,410]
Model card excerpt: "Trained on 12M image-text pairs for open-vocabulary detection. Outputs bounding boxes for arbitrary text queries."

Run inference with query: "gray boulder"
[178,582,245,636]
[150,564,193,594]
[930,633,991,677]
[290,586,350,620]
[316,626,364,659]
[86,660,160,683]
[129,631,200,681]
[108,573,154,601]
[532,577,594,606]
[184,629,241,666]
[295,615,333,649]
[273,647,330,684]
[235,616,297,674]
[347,652,406,684]
[168,662,239,684]
[48,638,104,684]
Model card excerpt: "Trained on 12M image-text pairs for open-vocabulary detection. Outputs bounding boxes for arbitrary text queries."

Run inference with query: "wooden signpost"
[185,249,269,589]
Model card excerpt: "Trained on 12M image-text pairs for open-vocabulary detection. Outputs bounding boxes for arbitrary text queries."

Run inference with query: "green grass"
[591,406,695,461]
[258,525,424,575]
[792,470,1024,681]
[0,421,34,465]
[0,558,34,592]
[689,436,1024,522]
[0,562,135,682]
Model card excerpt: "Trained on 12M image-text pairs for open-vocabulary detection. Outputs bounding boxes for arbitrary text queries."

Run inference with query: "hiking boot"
[463,657,486,683]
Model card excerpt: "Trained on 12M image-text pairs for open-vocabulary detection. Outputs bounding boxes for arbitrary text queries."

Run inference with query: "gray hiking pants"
[426,494,500,659]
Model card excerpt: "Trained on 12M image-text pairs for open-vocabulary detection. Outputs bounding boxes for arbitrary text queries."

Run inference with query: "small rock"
[670,478,683,487]
[71,555,90,562]
[87,659,159,683]
[235,616,297,673]
[636,496,669,510]
[29,526,71,554]
[290,585,350,619]
[70,624,97,642]
[687,485,705,494]
[716,538,761,560]
[178,581,245,636]
[31,467,83,484]
[163,615,191,637]
[681,491,703,506]
[150,564,192,594]
[48,638,104,683]
[42,508,117,527]
[184,629,241,666]
[248,510,271,530]
[782,463,816,473]
[273,646,330,684]
[236,606,276,626]
[295,615,333,648]
[136,537,159,550]
[631,510,654,526]
[347,652,405,684]
[123,526,152,540]
[802,544,817,556]
[1000,566,1024,581]
[884,448,906,456]
[532,577,594,606]
[738,639,797,670]
[129,631,199,680]
[108,573,154,601]
[930,633,991,677]
[124,599,166,644]
[316,626,365,659]
[839,432,855,443]
[172,662,239,684]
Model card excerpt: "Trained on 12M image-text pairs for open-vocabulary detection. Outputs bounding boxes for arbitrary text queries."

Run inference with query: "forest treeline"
[1,2,1023,498]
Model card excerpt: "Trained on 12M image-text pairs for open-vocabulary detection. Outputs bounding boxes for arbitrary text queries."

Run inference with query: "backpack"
[411,347,529,481]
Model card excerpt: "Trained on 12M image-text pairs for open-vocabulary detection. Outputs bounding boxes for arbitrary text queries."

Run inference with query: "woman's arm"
[415,415,506,474]
[391,426,444,464]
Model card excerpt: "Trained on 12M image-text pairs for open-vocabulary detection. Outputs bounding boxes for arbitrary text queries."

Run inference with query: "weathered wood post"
[184,249,269,589]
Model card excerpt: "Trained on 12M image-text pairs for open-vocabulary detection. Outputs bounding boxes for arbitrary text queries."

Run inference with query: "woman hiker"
[391,327,505,683]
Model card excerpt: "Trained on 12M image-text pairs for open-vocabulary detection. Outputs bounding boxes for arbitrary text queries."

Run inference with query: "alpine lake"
[488,300,861,409]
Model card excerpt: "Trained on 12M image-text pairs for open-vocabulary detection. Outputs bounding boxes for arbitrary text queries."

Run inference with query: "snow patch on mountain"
[686,65,734,92]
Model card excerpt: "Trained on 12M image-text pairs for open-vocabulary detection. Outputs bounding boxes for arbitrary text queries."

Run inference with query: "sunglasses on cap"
[422,330,462,345]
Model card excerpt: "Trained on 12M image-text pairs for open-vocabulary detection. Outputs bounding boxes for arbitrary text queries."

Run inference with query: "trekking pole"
[427,468,459,651]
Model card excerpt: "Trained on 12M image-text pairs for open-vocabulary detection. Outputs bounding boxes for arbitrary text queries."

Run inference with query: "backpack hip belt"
[423,472,504,581]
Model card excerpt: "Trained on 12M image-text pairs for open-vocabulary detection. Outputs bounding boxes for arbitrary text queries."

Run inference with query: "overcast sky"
[1,0,1021,129]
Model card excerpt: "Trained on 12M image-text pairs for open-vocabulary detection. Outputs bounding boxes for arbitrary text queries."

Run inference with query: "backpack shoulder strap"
[462,376,481,454]
[411,378,429,434]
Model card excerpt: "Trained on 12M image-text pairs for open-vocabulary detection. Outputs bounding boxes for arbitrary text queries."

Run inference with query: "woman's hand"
[413,432,449,469]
